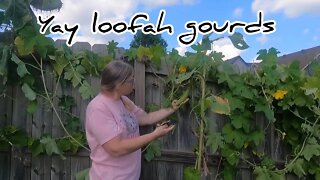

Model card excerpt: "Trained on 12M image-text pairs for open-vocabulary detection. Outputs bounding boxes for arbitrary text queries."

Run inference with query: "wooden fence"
[0,40,304,180]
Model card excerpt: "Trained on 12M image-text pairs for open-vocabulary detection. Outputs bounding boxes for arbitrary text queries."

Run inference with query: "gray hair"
[100,60,133,91]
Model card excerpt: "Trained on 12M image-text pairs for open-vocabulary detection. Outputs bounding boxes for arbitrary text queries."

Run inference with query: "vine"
[161,36,320,179]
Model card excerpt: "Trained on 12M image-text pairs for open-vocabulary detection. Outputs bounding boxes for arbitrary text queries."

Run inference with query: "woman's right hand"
[152,124,175,138]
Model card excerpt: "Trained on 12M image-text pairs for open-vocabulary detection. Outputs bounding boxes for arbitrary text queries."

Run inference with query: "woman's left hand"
[171,98,189,111]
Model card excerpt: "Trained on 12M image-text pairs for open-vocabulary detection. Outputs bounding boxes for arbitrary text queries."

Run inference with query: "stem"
[53,72,62,97]
[38,56,90,151]
[253,67,270,104]
[25,63,41,71]
[196,67,206,172]
[148,65,166,83]
[215,156,223,180]
[288,109,313,125]
[282,116,320,172]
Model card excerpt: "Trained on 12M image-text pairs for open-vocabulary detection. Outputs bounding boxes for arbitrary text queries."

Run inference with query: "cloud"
[211,38,243,60]
[32,0,197,46]
[256,35,268,45]
[252,0,320,17]
[303,28,310,35]
[141,0,196,9]
[175,45,187,56]
[233,8,243,18]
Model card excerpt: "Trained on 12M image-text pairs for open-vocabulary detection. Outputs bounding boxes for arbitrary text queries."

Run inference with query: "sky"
[32,0,320,63]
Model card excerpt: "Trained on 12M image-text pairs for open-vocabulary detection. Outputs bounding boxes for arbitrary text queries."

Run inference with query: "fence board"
[0,81,12,126]
[0,80,12,180]
[70,156,90,180]
[10,85,31,180]
[92,44,108,55]
[0,152,10,180]
[51,67,72,180]
[134,60,145,109]
[31,65,53,180]
[31,155,51,180]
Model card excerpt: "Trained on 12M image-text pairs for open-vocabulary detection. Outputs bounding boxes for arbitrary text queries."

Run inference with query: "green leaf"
[69,133,86,154]
[8,130,29,147]
[50,55,69,76]
[254,166,272,180]
[65,116,81,132]
[304,76,320,99]
[270,171,285,180]
[97,55,112,72]
[224,94,245,111]
[150,45,165,68]
[40,136,62,156]
[228,32,249,50]
[57,138,71,152]
[75,168,90,180]
[221,145,240,165]
[144,140,161,162]
[175,69,195,84]
[288,158,306,177]
[183,167,200,180]
[250,130,265,146]
[206,133,223,154]
[27,100,38,114]
[11,53,30,77]
[231,113,250,132]
[79,81,95,99]
[255,103,274,122]
[315,169,320,180]
[3,0,32,30]
[30,139,44,156]
[258,48,279,68]
[254,166,284,180]
[0,140,11,151]
[21,83,36,101]
[58,95,75,111]
[301,137,320,161]
[107,40,118,58]
[30,0,62,11]
[64,66,85,87]
[137,46,153,61]
[124,48,137,61]
[223,164,236,180]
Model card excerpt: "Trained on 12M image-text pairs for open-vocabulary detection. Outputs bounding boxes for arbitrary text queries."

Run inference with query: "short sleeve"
[86,107,122,145]
[121,96,146,117]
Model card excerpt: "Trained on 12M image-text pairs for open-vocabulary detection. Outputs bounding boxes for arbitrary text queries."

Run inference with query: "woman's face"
[118,75,135,95]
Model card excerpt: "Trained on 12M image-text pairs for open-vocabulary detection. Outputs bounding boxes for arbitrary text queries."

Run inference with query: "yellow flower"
[272,90,288,100]
[178,65,187,73]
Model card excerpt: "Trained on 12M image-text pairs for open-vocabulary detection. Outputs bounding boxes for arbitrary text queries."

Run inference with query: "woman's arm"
[136,107,175,125]
[121,96,186,126]
[102,124,175,156]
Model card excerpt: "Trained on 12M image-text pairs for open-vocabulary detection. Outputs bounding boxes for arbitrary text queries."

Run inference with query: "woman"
[85,60,183,179]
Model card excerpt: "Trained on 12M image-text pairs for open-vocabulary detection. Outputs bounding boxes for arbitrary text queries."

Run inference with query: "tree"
[130,30,168,51]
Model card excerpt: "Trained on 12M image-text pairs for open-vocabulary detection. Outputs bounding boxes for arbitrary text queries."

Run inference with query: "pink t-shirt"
[85,93,144,180]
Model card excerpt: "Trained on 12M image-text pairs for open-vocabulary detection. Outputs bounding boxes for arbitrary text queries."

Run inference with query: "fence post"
[134,60,145,109]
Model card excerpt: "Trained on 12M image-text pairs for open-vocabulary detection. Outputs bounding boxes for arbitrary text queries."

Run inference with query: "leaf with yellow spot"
[210,95,230,115]
[14,36,33,56]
